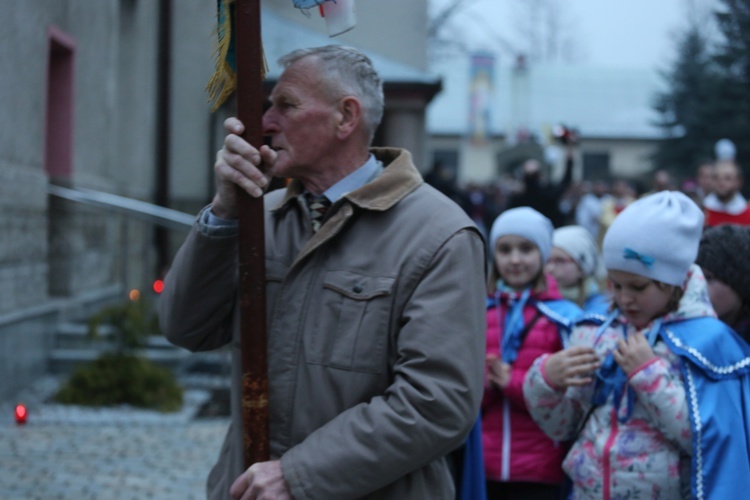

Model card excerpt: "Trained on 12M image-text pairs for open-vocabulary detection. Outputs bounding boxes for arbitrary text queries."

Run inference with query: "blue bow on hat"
[623,247,655,268]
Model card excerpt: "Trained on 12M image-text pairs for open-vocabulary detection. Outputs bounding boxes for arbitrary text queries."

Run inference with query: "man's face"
[262,57,340,179]
[713,162,742,201]
[653,171,671,191]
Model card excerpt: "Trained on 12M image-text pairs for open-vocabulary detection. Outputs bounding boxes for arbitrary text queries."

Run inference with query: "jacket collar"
[272,147,423,213]
[704,192,748,215]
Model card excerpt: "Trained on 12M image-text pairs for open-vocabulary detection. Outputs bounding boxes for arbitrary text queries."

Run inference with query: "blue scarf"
[592,310,662,423]
[496,287,532,364]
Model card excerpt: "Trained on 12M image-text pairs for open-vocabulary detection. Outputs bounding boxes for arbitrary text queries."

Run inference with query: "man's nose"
[262,109,279,135]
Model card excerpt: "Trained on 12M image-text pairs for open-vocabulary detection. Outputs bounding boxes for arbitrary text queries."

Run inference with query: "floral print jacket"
[523,265,716,500]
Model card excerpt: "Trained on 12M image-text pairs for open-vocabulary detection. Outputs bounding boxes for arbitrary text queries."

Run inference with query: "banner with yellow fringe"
[206,0,268,112]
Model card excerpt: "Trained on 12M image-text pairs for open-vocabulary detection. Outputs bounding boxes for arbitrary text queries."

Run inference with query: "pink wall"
[45,26,76,179]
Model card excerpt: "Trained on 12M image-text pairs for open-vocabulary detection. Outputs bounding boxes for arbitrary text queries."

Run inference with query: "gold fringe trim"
[206,0,268,112]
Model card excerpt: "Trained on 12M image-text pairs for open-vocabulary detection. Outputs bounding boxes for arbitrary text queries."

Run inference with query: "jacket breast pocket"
[265,258,289,318]
[308,270,396,374]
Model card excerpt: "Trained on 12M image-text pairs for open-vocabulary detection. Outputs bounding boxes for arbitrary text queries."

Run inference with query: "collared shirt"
[203,154,383,229]
[319,154,383,204]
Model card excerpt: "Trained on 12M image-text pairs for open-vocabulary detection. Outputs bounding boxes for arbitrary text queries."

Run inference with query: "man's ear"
[336,96,362,139]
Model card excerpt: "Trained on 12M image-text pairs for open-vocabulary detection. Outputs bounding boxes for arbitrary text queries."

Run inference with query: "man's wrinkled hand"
[212,117,277,219]
[230,460,292,500]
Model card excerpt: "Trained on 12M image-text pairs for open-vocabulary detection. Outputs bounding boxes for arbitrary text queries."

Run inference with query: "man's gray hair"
[279,45,384,143]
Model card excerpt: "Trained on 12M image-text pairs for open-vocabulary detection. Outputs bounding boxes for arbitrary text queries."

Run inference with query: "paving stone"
[0,375,229,498]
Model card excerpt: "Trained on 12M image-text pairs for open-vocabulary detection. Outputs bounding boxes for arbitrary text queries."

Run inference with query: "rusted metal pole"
[234,0,270,468]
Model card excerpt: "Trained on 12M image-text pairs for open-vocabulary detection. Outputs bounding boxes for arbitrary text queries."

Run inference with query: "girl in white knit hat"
[546,225,609,315]
[480,207,582,499]
[523,191,750,499]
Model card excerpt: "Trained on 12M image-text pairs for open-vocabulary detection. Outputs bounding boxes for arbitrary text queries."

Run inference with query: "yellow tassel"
[206,59,236,112]
[206,0,269,112]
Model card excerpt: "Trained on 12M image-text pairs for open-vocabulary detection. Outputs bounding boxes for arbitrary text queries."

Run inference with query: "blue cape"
[457,415,487,500]
[486,295,583,348]
[583,292,610,316]
[660,317,750,500]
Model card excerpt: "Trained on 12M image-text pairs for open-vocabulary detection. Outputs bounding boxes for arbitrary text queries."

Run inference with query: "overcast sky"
[431,0,721,69]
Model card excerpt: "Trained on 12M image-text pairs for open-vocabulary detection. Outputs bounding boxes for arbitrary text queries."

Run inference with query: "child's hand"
[544,346,600,389]
[613,330,656,374]
[486,354,512,389]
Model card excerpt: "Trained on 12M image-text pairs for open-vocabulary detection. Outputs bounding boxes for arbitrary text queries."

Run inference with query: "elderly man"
[159,45,486,499]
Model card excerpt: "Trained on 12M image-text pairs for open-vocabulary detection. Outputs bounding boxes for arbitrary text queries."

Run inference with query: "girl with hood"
[524,191,750,499]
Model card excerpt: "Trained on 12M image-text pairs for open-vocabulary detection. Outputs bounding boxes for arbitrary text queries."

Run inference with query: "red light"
[153,279,164,294]
[15,404,27,424]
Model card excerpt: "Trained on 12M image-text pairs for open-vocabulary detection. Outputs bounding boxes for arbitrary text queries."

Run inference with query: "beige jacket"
[159,148,486,499]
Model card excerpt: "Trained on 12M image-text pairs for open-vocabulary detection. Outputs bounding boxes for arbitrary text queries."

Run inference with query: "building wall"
[428,134,658,186]
[169,0,217,215]
[264,0,428,71]
[1,3,65,314]
[383,97,430,171]
[0,0,216,399]
[0,0,433,400]
[583,139,657,179]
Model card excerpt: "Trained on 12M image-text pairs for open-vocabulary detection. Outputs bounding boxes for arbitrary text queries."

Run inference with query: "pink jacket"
[481,277,569,484]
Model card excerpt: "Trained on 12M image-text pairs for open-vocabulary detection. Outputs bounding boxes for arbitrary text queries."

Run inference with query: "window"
[583,152,610,181]
[431,149,459,182]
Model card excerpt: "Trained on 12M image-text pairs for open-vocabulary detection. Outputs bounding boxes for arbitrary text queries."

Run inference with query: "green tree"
[652,27,723,177]
[654,0,750,183]
[714,0,750,172]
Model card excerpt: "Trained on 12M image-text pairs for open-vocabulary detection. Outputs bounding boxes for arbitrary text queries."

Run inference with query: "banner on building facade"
[468,52,495,145]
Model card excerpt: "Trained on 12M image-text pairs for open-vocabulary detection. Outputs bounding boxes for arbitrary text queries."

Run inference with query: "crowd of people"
[159,45,750,499]
[429,151,750,242]
[444,139,750,499]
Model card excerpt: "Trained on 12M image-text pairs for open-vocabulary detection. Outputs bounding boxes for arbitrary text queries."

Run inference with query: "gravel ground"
[0,375,230,499]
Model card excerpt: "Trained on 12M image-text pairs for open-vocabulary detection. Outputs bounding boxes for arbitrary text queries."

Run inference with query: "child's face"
[495,235,542,290]
[608,269,674,329]
[704,269,743,324]
[545,247,583,288]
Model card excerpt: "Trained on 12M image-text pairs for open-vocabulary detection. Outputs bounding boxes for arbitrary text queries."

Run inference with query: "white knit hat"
[489,207,554,262]
[553,225,606,280]
[602,191,704,286]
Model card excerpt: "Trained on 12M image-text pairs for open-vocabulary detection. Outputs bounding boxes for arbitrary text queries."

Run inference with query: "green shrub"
[88,296,161,350]
[55,352,183,413]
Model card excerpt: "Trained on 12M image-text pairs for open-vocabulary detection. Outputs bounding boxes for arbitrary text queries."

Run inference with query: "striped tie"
[306,193,332,232]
